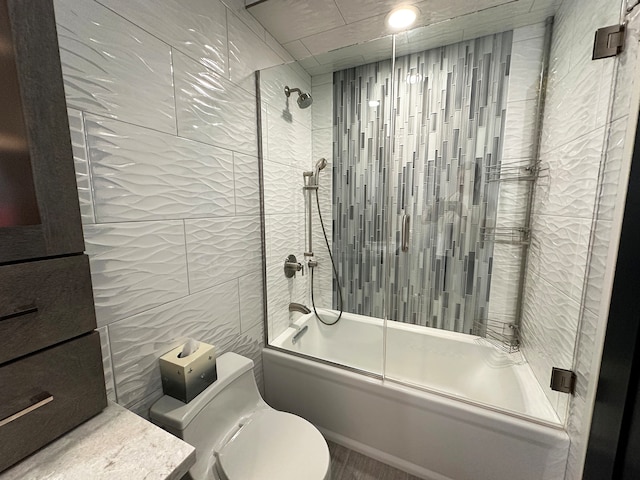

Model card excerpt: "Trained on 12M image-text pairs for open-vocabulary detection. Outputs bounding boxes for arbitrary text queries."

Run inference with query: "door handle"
[0,305,38,322]
[0,392,53,427]
[401,215,410,252]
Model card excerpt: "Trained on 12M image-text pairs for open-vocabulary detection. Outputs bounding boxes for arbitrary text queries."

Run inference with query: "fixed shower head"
[297,92,313,109]
[284,86,313,109]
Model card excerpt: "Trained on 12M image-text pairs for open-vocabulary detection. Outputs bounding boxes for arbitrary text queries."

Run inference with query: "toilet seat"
[214,410,330,480]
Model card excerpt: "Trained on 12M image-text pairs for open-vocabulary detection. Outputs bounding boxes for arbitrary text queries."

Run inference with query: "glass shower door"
[327,51,395,375]
[382,29,516,396]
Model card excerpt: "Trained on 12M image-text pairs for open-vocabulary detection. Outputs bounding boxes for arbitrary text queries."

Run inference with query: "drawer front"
[0,332,107,472]
[0,254,97,364]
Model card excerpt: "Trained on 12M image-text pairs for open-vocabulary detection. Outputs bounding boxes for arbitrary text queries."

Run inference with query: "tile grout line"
[232,152,239,216]
[82,213,262,226]
[237,278,244,334]
[104,324,119,404]
[100,274,251,330]
[91,0,227,80]
[170,47,179,136]
[80,109,98,225]
[183,219,191,295]
[225,7,231,80]
[79,110,258,158]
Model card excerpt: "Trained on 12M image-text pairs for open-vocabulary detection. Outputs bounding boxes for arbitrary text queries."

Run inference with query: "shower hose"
[310,187,344,326]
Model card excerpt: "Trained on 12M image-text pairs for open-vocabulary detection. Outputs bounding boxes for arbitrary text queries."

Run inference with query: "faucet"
[289,303,311,315]
[288,303,311,344]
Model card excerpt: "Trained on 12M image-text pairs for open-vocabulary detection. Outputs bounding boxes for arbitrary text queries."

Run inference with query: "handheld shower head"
[313,158,328,185]
[284,86,313,109]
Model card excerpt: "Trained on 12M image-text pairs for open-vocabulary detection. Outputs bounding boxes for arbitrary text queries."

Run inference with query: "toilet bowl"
[150,352,331,480]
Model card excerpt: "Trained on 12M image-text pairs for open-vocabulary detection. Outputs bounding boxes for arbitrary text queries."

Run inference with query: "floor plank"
[326,440,411,480]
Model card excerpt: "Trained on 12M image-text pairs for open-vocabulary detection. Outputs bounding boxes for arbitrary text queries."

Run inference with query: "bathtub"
[263,310,569,480]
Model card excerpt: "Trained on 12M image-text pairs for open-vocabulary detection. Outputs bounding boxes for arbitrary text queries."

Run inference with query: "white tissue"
[178,339,200,358]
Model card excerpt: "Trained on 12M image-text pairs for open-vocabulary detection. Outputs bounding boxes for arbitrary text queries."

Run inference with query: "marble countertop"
[0,402,196,480]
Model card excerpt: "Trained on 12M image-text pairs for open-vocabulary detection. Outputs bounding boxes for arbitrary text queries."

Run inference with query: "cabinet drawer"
[0,254,96,364]
[0,332,107,473]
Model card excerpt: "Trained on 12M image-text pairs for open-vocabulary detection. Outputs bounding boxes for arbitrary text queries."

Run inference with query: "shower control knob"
[284,254,303,278]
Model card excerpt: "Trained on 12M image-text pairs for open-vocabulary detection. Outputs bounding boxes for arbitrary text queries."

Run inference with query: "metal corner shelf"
[473,318,520,353]
[481,226,530,245]
[486,160,539,182]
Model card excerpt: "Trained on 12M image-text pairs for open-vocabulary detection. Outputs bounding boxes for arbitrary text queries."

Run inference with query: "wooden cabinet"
[0,333,106,473]
[0,0,107,472]
[0,0,84,264]
[0,256,97,364]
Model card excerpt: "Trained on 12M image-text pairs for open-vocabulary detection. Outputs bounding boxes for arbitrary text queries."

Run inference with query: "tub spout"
[289,303,311,315]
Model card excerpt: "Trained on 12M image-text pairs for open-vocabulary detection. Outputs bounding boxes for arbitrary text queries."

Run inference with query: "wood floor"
[327,441,422,480]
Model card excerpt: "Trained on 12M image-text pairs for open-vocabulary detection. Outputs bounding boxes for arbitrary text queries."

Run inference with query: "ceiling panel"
[333,0,420,24]
[246,0,346,45]
[247,0,562,76]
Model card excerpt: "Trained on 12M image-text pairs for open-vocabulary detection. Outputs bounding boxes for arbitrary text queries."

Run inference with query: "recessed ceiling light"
[368,100,380,107]
[386,6,419,30]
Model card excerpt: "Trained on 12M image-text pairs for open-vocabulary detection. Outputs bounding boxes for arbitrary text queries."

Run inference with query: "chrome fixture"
[401,214,410,252]
[550,367,576,394]
[291,325,309,344]
[289,303,311,315]
[592,24,625,60]
[288,304,310,344]
[284,86,313,109]
[284,254,303,278]
[313,157,327,186]
[303,158,328,257]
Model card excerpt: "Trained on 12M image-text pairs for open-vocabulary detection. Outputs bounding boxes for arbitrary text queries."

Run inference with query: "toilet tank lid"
[150,352,254,431]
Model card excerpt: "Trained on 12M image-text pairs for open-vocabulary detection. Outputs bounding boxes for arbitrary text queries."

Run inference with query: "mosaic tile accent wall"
[333,60,394,320]
[333,32,513,333]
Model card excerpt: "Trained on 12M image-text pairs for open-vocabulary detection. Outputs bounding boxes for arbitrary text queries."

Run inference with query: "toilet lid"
[215,410,330,480]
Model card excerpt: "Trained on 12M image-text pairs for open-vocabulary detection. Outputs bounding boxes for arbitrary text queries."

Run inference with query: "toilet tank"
[150,353,266,480]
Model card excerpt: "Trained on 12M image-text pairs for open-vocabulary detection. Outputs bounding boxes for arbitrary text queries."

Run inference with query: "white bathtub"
[264,310,569,480]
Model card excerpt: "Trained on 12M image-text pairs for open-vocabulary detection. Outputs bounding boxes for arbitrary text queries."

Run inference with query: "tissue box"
[159,342,217,403]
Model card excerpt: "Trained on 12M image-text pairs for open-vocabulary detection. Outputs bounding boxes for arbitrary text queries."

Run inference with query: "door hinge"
[550,367,576,394]
[593,24,626,60]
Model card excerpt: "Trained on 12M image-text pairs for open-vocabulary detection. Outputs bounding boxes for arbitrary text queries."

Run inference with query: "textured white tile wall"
[67,108,95,224]
[259,62,313,342]
[521,0,620,422]
[55,0,175,134]
[174,50,258,156]
[563,8,640,480]
[488,23,545,324]
[516,1,637,478]
[83,221,190,327]
[310,74,334,308]
[86,115,237,222]
[55,0,288,415]
[109,280,241,407]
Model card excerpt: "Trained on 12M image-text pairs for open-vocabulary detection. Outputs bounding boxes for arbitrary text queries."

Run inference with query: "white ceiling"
[246,0,562,75]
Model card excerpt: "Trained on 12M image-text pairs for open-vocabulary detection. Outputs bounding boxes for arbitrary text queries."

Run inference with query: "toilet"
[150,352,331,480]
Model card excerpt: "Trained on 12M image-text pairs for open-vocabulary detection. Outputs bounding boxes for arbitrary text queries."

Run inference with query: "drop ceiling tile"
[283,39,314,60]
[414,0,481,24]
[247,0,346,44]
[247,0,560,76]
[313,40,391,66]
[266,32,295,62]
[298,56,322,70]
[301,14,391,56]
[333,0,419,24]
